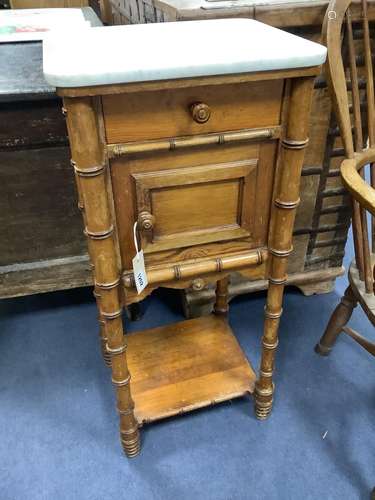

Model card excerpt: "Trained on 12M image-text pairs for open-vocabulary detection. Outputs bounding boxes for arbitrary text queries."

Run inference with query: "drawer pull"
[138,211,155,232]
[190,102,211,124]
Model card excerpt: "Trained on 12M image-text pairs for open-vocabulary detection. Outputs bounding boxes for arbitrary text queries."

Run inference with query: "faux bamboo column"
[254,76,315,419]
[64,96,140,457]
[72,166,111,367]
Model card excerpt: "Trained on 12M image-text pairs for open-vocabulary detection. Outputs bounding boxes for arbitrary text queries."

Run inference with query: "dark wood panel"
[0,255,92,298]
[0,146,86,265]
[0,100,68,149]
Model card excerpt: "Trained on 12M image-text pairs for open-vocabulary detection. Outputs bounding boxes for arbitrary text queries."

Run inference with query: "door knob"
[138,211,155,231]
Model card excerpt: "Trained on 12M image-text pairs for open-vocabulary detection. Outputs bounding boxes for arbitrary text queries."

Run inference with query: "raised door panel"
[132,159,257,253]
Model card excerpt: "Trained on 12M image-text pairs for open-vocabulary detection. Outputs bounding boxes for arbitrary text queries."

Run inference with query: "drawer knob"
[190,102,211,124]
[138,211,155,232]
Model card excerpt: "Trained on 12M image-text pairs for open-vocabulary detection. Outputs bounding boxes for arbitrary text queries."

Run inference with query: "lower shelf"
[126,314,256,424]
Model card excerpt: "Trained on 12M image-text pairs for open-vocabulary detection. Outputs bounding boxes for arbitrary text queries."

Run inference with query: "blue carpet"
[1,239,374,500]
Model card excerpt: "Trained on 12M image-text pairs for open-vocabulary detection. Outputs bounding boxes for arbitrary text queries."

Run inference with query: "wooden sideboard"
[101,0,375,316]
[0,7,101,298]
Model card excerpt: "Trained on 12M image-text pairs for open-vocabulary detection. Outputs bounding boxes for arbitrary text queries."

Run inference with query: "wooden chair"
[315,0,375,358]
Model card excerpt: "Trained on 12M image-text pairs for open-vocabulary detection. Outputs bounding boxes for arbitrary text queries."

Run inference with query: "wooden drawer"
[102,80,284,143]
[110,140,278,270]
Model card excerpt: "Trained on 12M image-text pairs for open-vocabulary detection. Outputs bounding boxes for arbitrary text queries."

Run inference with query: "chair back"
[323,0,375,294]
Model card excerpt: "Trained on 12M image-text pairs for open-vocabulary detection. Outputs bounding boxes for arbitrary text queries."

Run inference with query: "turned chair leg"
[214,276,230,316]
[315,285,358,356]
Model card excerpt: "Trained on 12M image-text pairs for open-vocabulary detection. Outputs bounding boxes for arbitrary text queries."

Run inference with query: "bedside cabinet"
[43,18,326,457]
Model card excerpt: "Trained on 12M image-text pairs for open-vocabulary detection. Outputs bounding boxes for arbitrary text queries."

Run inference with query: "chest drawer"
[102,80,284,144]
[110,141,278,270]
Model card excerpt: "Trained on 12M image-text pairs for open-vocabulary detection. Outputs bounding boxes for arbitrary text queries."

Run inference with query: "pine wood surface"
[102,80,284,143]
[98,0,358,318]
[110,140,277,270]
[0,4,352,301]
[126,314,255,424]
[61,59,318,454]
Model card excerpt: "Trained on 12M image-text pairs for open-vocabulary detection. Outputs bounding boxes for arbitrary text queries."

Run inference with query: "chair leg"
[214,276,230,316]
[315,285,357,356]
[342,326,375,356]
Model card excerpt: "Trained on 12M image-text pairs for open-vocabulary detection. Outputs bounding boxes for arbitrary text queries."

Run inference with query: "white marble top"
[43,18,326,88]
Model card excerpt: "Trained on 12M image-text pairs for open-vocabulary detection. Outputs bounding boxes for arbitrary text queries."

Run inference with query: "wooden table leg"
[214,276,230,316]
[75,164,111,367]
[64,96,140,457]
[255,76,315,419]
[93,288,112,367]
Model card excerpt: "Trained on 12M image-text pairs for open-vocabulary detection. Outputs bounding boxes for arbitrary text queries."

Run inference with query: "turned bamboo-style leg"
[73,162,111,368]
[64,96,140,457]
[255,76,315,420]
[315,286,357,356]
[93,288,112,367]
[214,276,230,316]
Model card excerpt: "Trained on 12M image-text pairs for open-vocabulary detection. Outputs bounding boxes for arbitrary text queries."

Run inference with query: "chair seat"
[349,256,375,325]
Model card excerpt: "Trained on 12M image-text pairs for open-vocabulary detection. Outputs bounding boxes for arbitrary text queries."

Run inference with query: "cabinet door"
[133,158,257,253]
[110,141,277,269]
